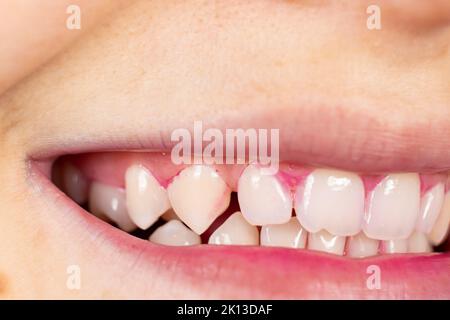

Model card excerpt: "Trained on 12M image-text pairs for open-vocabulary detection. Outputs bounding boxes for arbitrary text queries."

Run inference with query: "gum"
[56,152,448,196]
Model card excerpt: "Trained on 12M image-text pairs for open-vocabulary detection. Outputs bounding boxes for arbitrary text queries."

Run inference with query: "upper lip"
[28,102,450,174]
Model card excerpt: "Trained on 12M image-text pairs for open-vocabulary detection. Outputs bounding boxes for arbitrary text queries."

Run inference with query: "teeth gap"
[50,155,449,257]
[435,233,450,252]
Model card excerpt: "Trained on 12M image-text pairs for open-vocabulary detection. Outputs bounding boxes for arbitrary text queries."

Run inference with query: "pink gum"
[63,152,448,195]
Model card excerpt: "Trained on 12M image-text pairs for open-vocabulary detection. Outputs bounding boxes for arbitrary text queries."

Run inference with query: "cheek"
[0,0,129,95]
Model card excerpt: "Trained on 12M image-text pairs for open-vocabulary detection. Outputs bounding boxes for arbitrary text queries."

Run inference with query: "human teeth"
[416,183,445,233]
[238,164,292,226]
[428,191,450,246]
[62,163,88,204]
[363,173,420,240]
[295,169,364,236]
[208,212,259,245]
[382,239,408,254]
[125,165,170,230]
[408,232,432,253]
[346,233,379,258]
[149,220,201,246]
[260,217,307,248]
[167,165,231,234]
[307,230,346,255]
[89,182,136,232]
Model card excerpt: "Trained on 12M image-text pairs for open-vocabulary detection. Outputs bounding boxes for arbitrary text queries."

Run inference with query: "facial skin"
[0,0,449,298]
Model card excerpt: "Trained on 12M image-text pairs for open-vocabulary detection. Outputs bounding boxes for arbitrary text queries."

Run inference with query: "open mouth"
[28,146,450,299]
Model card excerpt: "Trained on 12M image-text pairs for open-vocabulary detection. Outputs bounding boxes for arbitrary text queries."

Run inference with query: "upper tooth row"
[63,163,450,244]
[237,165,448,243]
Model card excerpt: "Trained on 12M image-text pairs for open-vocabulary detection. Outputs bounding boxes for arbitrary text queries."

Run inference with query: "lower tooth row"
[149,213,433,257]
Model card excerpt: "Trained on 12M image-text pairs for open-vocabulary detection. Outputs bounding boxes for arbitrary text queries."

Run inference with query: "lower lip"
[30,161,450,299]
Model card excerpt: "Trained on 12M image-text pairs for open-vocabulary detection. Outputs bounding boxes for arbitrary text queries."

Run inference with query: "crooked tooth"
[363,173,420,240]
[295,169,364,236]
[208,212,259,245]
[89,182,136,232]
[167,165,231,234]
[149,220,201,246]
[62,163,88,204]
[260,217,307,248]
[125,165,170,230]
[238,164,292,226]
[382,239,408,254]
[346,233,379,258]
[429,191,450,246]
[307,230,345,255]
[408,231,432,253]
[416,183,445,233]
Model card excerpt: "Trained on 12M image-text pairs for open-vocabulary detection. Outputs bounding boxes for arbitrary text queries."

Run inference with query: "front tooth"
[307,230,346,255]
[363,173,420,240]
[429,191,450,246]
[416,183,445,233]
[167,165,231,234]
[260,217,307,248]
[149,220,201,246]
[238,164,292,226]
[208,212,259,245]
[382,239,408,254]
[408,231,432,253]
[346,233,379,258]
[295,169,364,236]
[125,165,171,230]
[89,182,136,232]
[62,163,88,204]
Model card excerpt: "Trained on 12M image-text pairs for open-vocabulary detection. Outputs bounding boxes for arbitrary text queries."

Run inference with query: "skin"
[0,0,449,298]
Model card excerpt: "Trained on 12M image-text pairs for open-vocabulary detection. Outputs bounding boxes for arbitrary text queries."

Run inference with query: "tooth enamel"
[167,165,231,234]
[208,212,259,245]
[416,183,445,233]
[382,239,408,254]
[62,163,88,204]
[295,169,364,236]
[125,165,170,230]
[429,191,450,246]
[346,233,379,258]
[260,217,307,248]
[408,231,432,253]
[149,220,201,246]
[238,164,292,226]
[363,173,420,240]
[89,182,136,232]
[307,230,346,255]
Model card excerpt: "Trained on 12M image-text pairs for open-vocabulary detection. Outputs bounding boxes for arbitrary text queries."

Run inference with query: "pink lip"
[28,104,450,174]
[29,159,450,299]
